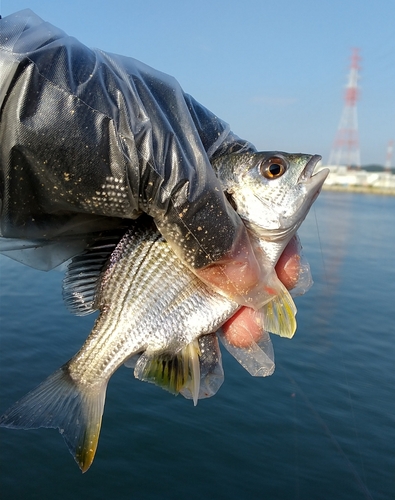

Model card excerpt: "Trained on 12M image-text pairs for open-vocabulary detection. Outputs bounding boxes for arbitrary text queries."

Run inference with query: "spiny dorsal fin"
[62,231,126,316]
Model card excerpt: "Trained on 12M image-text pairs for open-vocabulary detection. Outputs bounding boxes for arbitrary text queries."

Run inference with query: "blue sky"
[2,0,394,165]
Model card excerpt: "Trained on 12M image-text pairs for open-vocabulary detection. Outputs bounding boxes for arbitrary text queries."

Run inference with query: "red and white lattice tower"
[328,48,361,168]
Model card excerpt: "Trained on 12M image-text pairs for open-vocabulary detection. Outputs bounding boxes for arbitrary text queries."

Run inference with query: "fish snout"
[298,154,322,182]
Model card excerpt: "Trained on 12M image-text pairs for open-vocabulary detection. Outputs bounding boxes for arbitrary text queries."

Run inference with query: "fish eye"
[259,156,287,179]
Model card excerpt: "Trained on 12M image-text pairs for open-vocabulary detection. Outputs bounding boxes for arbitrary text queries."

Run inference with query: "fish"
[0,151,328,472]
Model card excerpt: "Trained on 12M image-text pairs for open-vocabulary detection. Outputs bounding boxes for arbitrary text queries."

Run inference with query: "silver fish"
[0,151,328,472]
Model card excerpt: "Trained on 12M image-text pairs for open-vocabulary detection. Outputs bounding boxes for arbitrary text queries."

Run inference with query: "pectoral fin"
[261,279,297,338]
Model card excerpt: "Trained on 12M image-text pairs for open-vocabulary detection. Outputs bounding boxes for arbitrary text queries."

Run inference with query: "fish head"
[214,151,329,261]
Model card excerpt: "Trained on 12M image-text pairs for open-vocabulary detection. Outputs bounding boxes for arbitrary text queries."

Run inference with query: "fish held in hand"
[0,151,328,471]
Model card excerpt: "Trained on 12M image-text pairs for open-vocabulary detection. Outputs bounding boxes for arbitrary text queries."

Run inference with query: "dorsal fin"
[62,231,126,316]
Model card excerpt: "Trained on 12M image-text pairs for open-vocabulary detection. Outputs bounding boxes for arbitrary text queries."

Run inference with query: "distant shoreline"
[322,184,395,196]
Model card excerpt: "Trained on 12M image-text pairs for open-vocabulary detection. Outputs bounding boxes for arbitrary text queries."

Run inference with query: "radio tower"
[328,48,361,168]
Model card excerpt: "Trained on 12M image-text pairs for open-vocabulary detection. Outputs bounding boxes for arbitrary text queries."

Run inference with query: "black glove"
[0,9,255,272]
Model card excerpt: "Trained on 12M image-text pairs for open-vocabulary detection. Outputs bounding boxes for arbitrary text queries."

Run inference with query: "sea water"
[0,191,394,500]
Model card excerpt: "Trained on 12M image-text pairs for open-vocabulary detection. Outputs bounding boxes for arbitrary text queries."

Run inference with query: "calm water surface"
[0,191,394,499]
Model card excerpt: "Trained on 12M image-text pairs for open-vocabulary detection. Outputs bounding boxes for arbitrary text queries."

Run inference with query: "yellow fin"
[0,365,106,473]
[74,417,103,473]
[261,280,297,338]
[134,340,201,405]
[180,333,224,401]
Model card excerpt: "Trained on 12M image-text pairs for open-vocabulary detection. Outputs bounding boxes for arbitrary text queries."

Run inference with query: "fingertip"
[195,231,260,299]
[275,236,301,290]
[222,307,263,348]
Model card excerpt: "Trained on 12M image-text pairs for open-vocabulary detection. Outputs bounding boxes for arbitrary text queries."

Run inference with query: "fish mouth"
[299,154,329,195]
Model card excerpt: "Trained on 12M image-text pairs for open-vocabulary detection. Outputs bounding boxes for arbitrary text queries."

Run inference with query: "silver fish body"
[68,221,238,389]
[0,151,328,471]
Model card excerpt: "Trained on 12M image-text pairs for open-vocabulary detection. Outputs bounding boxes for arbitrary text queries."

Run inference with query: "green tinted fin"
[262,280,297,338]
[180,333,224,400]
[134,340,201,406]
[0,365,107,473]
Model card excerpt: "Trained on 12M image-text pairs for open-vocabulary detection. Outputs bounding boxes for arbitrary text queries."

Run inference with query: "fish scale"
[69,227,238,388]
[0,151,328,472]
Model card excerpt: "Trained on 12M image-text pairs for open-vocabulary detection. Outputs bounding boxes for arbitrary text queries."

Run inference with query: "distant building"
[322,165,395,194]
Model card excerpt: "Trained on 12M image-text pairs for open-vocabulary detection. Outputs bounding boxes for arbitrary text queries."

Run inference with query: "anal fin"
[134,340,201,405]
[180,333,224,401]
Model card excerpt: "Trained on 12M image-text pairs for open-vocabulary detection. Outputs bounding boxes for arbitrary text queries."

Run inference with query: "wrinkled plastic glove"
[0,9,270,306]
[219,234,306,347]
[0,10,301,327]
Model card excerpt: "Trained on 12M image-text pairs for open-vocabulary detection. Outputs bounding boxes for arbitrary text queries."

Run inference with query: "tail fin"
[0,365,106,472]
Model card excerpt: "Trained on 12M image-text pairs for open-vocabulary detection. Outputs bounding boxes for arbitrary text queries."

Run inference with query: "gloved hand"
[0,10,301,346]
[221,235,301,347]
